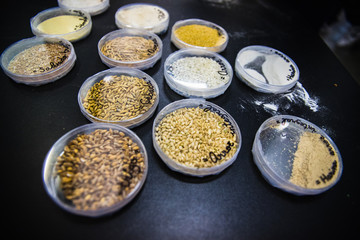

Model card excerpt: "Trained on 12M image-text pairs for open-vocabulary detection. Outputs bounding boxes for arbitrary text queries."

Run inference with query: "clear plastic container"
[98,29,162,70]
[42,123,148,217]
[164,48,233,98]
[115,3,169,34]
[171,18,228,53]
[78,67,159,128]
[152,99,241,177]
[252,115,343,195]
[0,36,76,86]
[235,45,300,93]
[58,0,110,16]
[31,7,92,42]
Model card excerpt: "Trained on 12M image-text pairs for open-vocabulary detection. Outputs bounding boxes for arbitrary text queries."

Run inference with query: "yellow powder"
[174,24,226,47]
[290,132,340,189]
[37,15,89,35]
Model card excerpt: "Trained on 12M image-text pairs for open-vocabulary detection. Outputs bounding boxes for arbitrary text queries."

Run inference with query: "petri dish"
[42,123,148,217]
[235,45,300,93]
[171,18,228,53]
[115,3,169,34]
[98,29,162,70]
[58,0,110,16]
[153,99,241,177]
[31,7,92,42]
[164,48,233,98]
[0,36,76,86]
[252,115,343,195]
[78,67,159,128]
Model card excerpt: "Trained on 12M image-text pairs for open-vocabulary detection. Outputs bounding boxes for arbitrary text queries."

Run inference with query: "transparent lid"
[171,18,228,53]
[58,0,110,16]
[98,29,162,70]
[115,3,169,34]
[0,36,76,86]
[31,7,92,42]
[153,99,241,177]
[235,45,300,93]
[164,48,233,98]
[252,115,343,195]
[78,67,159,128]
[42,123,148,217]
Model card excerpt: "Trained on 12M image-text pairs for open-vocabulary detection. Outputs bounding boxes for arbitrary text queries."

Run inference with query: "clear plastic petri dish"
[58,0,110,16]
[235,45,300,93]
[0,36,76,86]
[164,48,233,98]
[31,7,92,42]
[78,67,159,128]
[153,99,241,177]
[252,115,343,195]
[115,3,169,35]
[98,29,162,70]
[42,123,148,217]
[171,18,228,53]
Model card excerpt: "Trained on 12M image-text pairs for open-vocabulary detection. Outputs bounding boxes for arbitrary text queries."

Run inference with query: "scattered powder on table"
[290,131,340,189]
[169,56,230,88]
[101,36,159,62]
[7,43,71,75]
[174,24,226,47]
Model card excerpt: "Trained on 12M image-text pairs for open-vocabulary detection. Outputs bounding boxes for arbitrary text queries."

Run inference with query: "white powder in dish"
[237,49,299,86]
[61,0,103,8]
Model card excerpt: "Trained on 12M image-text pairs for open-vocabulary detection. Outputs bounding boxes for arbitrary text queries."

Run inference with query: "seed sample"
[82,75,156,121]
[155,106,238,168]
[174,24,226,48]
[101,36,159,62]
[55,128,145,211]
[7,42,71,75]
[169,56,230,88]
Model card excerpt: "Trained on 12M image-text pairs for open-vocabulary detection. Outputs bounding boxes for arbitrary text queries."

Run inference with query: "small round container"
[0,36,76,86]
[42,123,148,217]
[115,3,169,34]
[58,0,110,16]
[235,45,300,93]
[164,48,233,98]
[153,99,241,177]
[78,67,159,128]
[171,18,228,53]
[98,29,162,70]
[252,115,343,195]
[31,7,92,42]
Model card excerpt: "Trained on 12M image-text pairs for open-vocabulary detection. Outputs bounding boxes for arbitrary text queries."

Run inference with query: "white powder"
[238,82,320,114]
[116,4,168,33]
[237,49,299,85]
[60,0,103,8]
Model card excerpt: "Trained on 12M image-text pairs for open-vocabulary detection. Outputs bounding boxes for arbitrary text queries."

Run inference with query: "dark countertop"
[2,0,359,239]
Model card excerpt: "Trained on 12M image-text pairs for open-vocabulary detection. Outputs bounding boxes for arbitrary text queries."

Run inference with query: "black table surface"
[2,0,359,239]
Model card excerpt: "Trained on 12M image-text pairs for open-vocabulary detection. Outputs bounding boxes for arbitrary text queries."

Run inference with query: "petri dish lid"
[30,7,92,42]
[164,48,233,99]
[98,29,163,70]
[78,67,159,128]
[252,115,343,195]
[42,123,148,217]
[152,99,242,177]
[115,3,169,34]
[235,45,300,93]
[58,0,110,16]
[0,36,76,86]
[171,18,228,53]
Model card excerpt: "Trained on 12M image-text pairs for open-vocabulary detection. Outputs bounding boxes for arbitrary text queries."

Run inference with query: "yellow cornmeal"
[290,132,340,189]
[37,15,88,35]
[174,24,226,47]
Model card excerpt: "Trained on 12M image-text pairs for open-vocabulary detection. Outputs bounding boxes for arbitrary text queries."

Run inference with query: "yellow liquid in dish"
[37,15,88,35]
